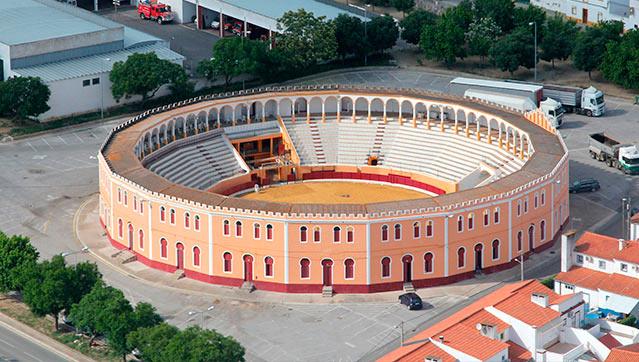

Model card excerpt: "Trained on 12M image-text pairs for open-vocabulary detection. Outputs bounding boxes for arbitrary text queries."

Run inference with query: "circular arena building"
[98,85,569,294]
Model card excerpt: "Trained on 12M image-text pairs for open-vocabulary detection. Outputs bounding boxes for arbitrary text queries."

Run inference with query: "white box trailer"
[449,77,543,105]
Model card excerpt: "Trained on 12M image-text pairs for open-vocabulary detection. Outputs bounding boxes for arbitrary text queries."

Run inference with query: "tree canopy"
[367,15,399,53]
[601,29,639,89]
[0,232,38,293]
[276,9,337,70]
[473,0,514,32]
[0,77,51,119]
[540,15,578,68]
[512,5,547,30]
[489,26,536,75]
[334,14,367,59]
[420,10,466,66]
[572,20,623,78]
[197,37,265,87]
[466,17,502,63]
[400,9,438,45]
[110,52,189,102]
[392,0,415,14]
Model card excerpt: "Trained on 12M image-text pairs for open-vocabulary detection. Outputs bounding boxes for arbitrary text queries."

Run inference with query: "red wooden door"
[244,255,254,281]
[402,255,413,282]
[176,243,184,270]
[322,259,333,286]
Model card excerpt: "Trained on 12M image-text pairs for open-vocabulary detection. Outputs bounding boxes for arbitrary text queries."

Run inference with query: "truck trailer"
[449,77,543,105]
[588,133,639,174]
[543,85,605,117]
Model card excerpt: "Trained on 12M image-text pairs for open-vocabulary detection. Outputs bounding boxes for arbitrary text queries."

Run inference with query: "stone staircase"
[308,122,326,164]
[371,122,386,161]
[111,249,137,264]
[322,286,333,297]
[403,282,415,293]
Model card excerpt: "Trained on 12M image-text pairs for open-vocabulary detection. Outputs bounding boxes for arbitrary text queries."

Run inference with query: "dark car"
[399,292,423,310]
[569,178,600,193]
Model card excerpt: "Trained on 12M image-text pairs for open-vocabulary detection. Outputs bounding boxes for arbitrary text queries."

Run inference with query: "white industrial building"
[531,0,639,30]
[0,0,183,121]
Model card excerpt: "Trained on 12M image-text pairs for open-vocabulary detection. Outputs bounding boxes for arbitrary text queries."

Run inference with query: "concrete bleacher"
[282,119,320,164]
[146,130,247,190]
[224,121,281,140]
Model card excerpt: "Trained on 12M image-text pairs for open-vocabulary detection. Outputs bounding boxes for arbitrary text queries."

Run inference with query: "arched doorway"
[127,224,134,250]
[243,255,254,281]
[321,259,333,286]
[528,225,535,252]
[474,244,483,271]
[402,255,413,282]
[176,243,184,270]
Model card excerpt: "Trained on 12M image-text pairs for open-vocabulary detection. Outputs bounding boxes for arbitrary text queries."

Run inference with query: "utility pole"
[529,21,537,81]
[397,321,404,346]
[515,252,524,281]
[622,198,631,240]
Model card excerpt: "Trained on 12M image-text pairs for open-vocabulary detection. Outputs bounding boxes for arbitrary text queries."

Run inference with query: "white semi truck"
[543,85,605,117]
[589,133,639,174]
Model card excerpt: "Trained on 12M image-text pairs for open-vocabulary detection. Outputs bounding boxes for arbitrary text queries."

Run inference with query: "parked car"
[399,292,423,310]
[569,178,601,193]
[211,20,220,29]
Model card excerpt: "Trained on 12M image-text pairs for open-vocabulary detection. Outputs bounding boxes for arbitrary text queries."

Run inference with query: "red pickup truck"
[138,1,174,25]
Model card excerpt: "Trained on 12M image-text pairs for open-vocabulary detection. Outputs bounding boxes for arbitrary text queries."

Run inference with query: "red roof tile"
[599,333,622,349]
[574,231,639,265]
[437,323,509,360]
[396,341,456,362]
[556,266,639,300]
[632,213,639,223]
[507,341,533,362]
[461,309,510,333]
[606,343,639,362]
[493,281,561,326]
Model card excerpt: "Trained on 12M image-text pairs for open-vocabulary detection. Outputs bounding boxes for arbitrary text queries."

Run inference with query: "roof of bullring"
[101,85,566,217]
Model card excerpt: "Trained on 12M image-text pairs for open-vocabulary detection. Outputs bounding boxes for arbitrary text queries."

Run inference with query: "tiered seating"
[224,121,280,140]
[282,119,320,164]
[335,122,378,165]
[316,122,338,164]
[147,131,246,190]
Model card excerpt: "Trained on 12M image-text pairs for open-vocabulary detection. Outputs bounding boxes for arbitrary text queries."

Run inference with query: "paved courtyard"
[1,68,638,361]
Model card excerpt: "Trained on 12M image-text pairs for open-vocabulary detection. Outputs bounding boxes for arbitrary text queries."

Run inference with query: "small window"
[565,284,575,291]
[300,226,308,243]
[599,260,606,270]
[82,79,90,87]
[492,239,500,260]
[300,258,310,279]
[457,248,466,268]
[621,263,628,272]
[223,220,230,236]
[517,231,523,251]
[223,252,232,272]
[133,196,137,211]
[193,247,200,267]
[160,238,167,258]
[381,225,389,242]
[92,77,100,85]
[517,201,522,216]
[413,222,420,238]
[123,191,128,206]
[169,209,175,224]
[425,220,433,237]
[235,221,243,237]
[194,215,200,231]
[184,212,190,229]
[266,224,273,240]
[424,252,433,273]
[534,193,539,209]
[571,6,577,15]
[117,188,122,203]
[138,229,144,249]
[494,208,500,224]
[344,259,354,279]
[457,216,464,232]
[524,198,529,213]
[118,219,123,238]
[160,206,166,222]
[483,210,489,227]
[346,227,354,243]
[313,227,321,243]
[394,224,401,240]
[576,254,584,264]
[265,256,273,277]
[381,257,391,278]
[333,226,341,243]
[468,213,474,230]
[540,220,546,241]
[254,223,261,239]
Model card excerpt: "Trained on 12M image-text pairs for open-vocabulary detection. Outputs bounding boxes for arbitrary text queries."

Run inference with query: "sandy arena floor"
[239,181,429,204]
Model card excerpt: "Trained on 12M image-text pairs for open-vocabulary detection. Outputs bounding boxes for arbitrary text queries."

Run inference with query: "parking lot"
[1,69,638,361]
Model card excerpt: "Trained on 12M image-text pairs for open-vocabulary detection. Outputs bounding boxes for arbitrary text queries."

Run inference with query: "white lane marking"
[72,133,85,143]
[0,339,15,348]
[23,351,44,362]
[25,142,37,152]
[40,138,53,150]
[344,342,356,348]
[56,136,68,145]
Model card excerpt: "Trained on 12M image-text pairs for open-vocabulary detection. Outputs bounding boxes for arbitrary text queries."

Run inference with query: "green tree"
[573,20,623,78]
[601,29,639,89]
[473,0,514,31]
[276,9,337,70]
[367,15,399,53]
[334,14,366,59]
[490,27,536,75]
[540,15,578,68]
[513,5,547,30]
[127,323,178,362]
[197,37,264,87]
[110,52,189,102]
[447,0,474,31]
[466,17,501,63]
[132,302,163,329]
[420,10,466,66]
[0,77,50,119]
[0,232,38,293]
[392,0,415,15]
[164,326,245,362]
[400,9,437,45]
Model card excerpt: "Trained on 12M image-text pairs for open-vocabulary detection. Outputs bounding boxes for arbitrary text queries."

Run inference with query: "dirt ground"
[239,181,429,204]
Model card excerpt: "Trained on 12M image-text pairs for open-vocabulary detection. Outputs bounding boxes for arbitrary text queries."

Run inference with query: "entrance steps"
[322,286,333,297]
[371,122,386,158]
[403,282,415,293]
[111,249,137,264]
[241,281,255,292]
[174,269,185,280]
[308,122,326,164]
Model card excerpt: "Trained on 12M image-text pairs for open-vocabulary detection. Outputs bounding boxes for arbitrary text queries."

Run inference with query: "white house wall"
[486,306,538,352]
[0,43,10,81]
[531,0,639,30]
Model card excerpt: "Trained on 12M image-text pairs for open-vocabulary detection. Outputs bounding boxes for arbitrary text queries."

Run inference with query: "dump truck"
[543,85,605,117]
[589,133,639,174]
[138,0,174,24]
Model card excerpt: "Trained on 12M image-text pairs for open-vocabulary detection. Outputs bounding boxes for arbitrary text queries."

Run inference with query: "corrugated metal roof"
[451,77,543,92]
[13,44,184,83]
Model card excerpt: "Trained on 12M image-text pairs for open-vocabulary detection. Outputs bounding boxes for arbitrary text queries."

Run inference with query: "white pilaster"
[284,221,289,284]
[444,216,449,277]
[208,213,213,275]
[366,222,371,285]
[508,200,513,261]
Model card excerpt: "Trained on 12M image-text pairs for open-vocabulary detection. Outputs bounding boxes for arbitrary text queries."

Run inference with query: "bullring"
[98,85,568,294]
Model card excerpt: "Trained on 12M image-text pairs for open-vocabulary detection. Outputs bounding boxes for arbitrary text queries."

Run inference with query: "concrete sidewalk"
[75,195,560,305]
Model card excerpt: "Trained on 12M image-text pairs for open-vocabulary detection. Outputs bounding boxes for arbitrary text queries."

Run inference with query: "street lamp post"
[187,305,215,328]
[622,198,632,240]
[514,252,524,281]
[529,22,537,81]
[241,29,251,91]
[101,58,111,119]
[348,4,370,66]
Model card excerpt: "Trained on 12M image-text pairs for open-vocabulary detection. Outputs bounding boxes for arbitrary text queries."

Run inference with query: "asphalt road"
[1,68,638,361]
[0,322,68,362]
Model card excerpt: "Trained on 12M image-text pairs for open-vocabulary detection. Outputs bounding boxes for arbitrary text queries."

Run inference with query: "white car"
[211,20,220,29]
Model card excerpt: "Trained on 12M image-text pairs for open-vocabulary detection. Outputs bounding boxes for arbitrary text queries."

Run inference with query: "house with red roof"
[556,231,639,321]
[379,280,597,362]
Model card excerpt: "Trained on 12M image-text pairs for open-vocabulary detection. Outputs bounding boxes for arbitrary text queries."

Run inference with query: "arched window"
[118,219,123,238]
[457,216,464,232]
[193,247,200,267]
[139,199,144,214]
[160,238,167,258]
[483,210,490,227]
[540,220,546,241]
[123,191,128,206]
[468,213,474,230]
[300,258,310,278]
[346,227,354,243]
[381,225,389,241]
[534,193,539,208]
[426,220,433,237]
[344,258,354,279]
[381,257,391,278]
[457,248,465,268]
[133,196,137,211]
[492,239,500,260]
[264,256,273,277]
[169,209,175,224]
[235,221,242,237]
[413,222,420,238]
[184,212,190,228]
[138,229,144,249]
[494,208,500,224]
[223,252,232,272]
[254,223,261,239]
[300,226,308,243]
[541,191,546,206]
[517,231,523,252]
[424,252,434,273]
[160,206,166,222]
[524,198,529,213]
[333,226,341,243]
[223,220,230,236]
[194,215,200,231]
[266,224,273,240]
[117,188,122,203]
[313,227,321,243]
[517,201,522,216]
[528,225,535,250]
[394,224,401,240]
